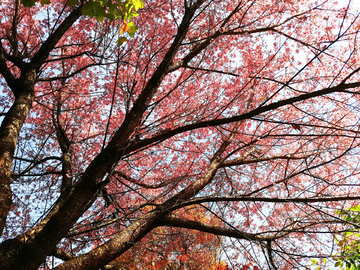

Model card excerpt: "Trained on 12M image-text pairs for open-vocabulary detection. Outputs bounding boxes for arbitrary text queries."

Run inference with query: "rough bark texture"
[0,6,82,269]
[0,70,36,236]
[53,212,159,270]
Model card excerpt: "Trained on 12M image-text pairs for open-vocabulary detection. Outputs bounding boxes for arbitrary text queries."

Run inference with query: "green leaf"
[107,3,118,15]
[21,0,37,7]
[96,15,106,23]
[81,2,99,17]
[132,0,143,10]
[95,9,108,23]
[67,0,79,6]
[82,1,108,23]
[40,0,50,4]
[127,11,139,19]
[106,13,115,22]
[117,37,128,46]
[127,21,138,37]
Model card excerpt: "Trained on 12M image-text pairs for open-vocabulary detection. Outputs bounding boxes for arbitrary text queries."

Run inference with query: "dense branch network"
[1,0,360,269]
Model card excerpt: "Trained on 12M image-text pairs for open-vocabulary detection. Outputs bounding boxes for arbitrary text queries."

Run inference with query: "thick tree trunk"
[0,71,36,236]
[0,71,36,269]
[0,7,83,269]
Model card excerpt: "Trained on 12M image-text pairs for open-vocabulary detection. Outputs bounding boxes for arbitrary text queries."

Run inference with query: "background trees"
[1,0,360,269]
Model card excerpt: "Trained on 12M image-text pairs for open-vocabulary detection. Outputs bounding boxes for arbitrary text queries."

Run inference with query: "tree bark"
[0,70,36,236]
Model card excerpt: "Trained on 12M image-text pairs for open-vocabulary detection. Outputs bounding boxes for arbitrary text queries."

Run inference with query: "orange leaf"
[120,21,128,35]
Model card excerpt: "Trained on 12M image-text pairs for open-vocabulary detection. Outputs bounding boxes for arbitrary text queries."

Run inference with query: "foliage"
[333,206,360,270]
[1,0,360,269]
[20,0,143,44]
[112,206,227,269]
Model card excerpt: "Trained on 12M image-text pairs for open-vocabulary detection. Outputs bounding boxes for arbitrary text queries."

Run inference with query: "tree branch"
[166,195,360,212]
[30,7,82,71]
[114,171,190,189]
[0,45,15,88]
[126,81,360,155]
[161,215,288,241]
[220,154,310,168]
[266,241,279,270]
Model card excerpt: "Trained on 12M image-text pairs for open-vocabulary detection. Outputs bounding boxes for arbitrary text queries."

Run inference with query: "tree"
[1,0,360,269]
